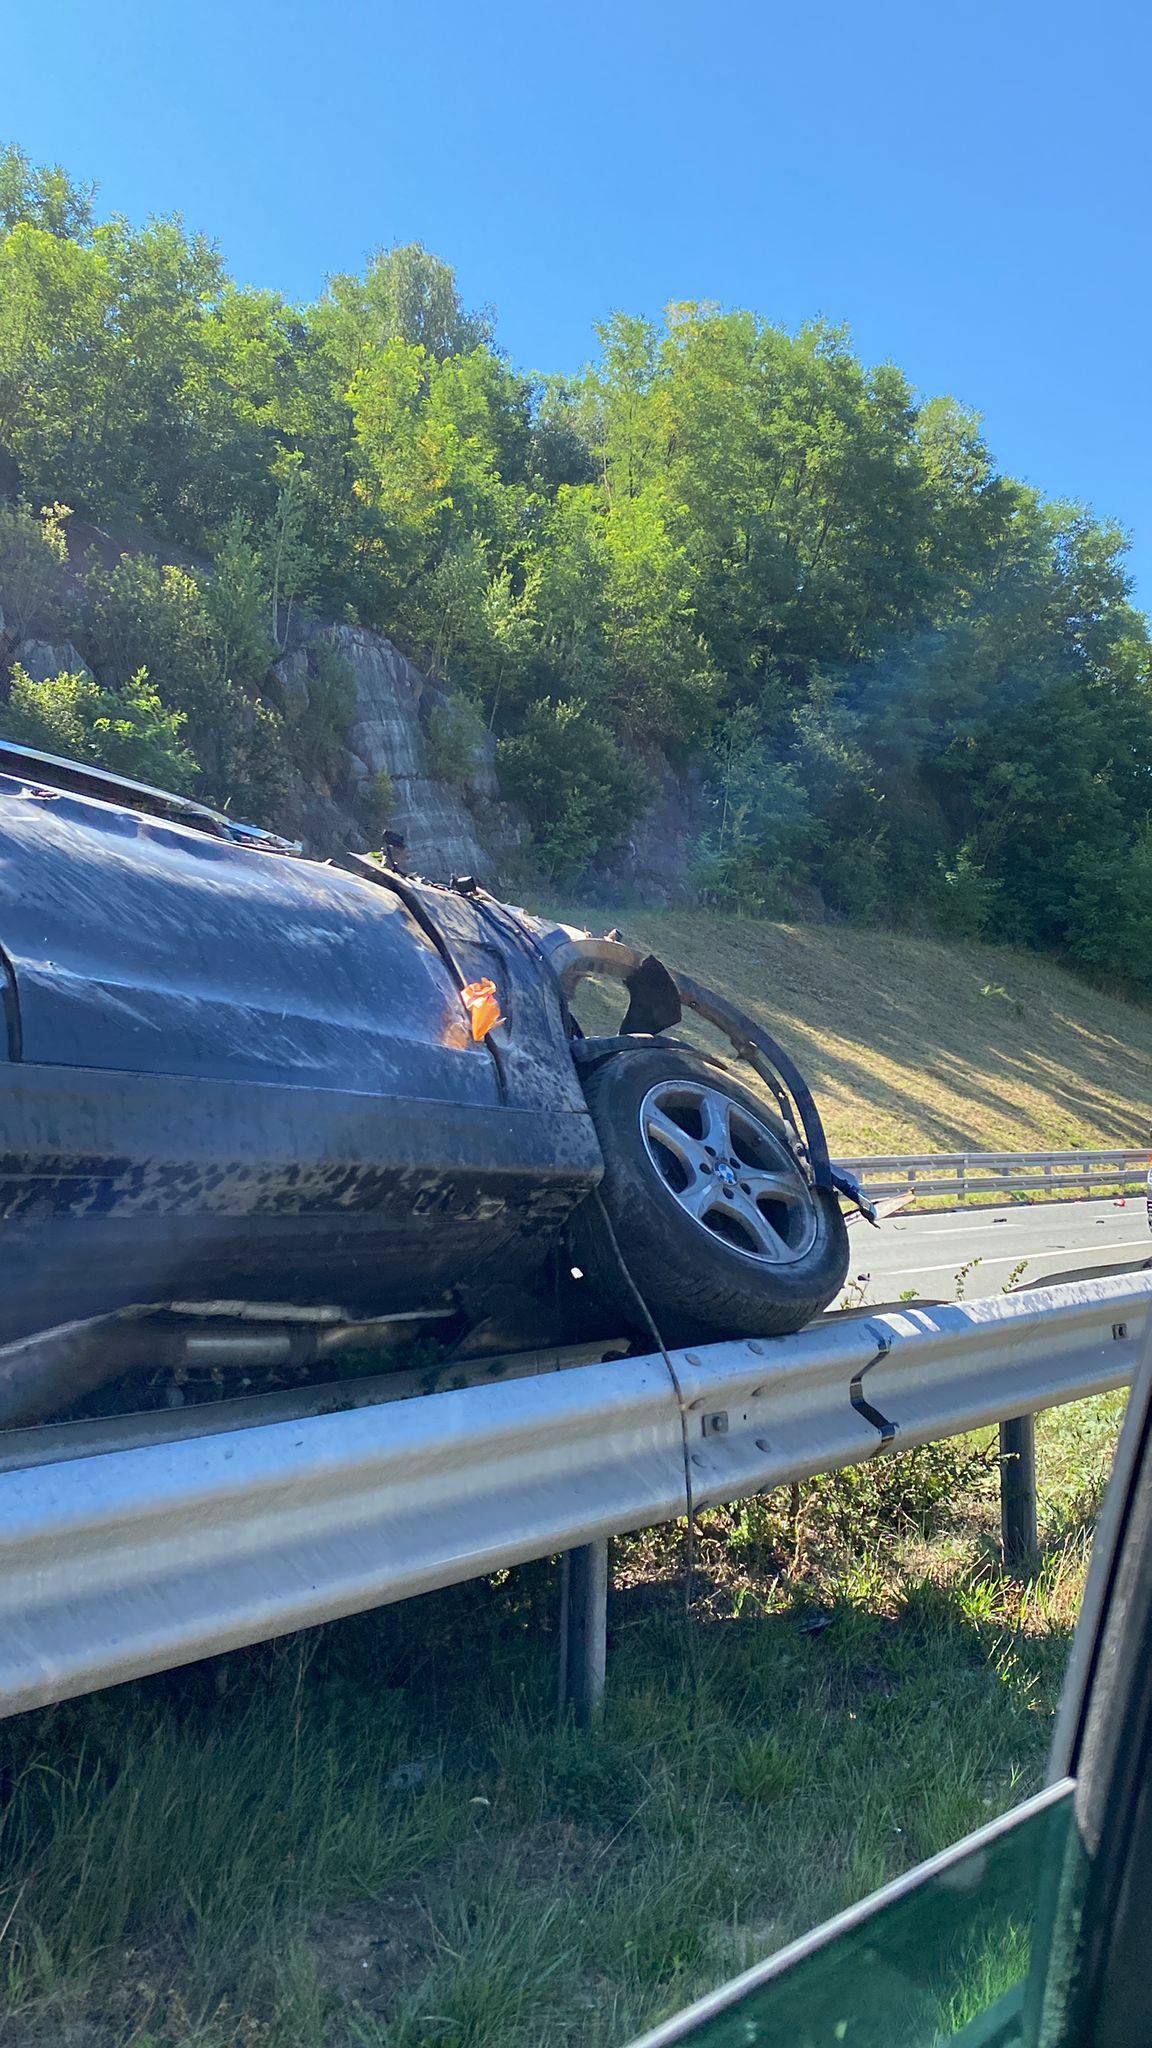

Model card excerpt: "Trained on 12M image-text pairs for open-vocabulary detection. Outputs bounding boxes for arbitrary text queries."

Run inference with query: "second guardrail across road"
[836,1148,1149,1202]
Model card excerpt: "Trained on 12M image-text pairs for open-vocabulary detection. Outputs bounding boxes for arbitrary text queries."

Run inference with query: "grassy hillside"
[561,907,1152,1158]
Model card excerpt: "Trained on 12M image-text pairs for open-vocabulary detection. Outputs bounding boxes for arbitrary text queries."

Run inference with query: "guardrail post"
[557,1540,610,1725]
[1000,1414,1038,1574]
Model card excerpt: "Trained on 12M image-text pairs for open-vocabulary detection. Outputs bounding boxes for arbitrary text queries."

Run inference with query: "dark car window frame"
[1043,1310,1152,2047]
[627,1780,1076,2047]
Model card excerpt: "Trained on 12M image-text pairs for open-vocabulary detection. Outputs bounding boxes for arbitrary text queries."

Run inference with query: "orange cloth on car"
[461,978,504,1040]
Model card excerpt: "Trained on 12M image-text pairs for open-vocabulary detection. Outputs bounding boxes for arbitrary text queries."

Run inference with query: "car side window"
[630,1783,1077,2048]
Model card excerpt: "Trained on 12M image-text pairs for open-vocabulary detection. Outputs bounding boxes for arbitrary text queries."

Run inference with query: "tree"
[0,143,94,241]
[203,513,274,681]
[498,700,647,879]
[85,553,282,807]
[0,499,69,639]
[693,706,813,912]
[1,661,196,788]
[0,226,113,502]
[316,243,491,373]
[2,137,1151,996]
[260,462,318,650]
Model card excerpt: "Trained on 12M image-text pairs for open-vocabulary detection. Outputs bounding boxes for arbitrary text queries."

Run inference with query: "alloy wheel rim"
[637,1078,817,1266]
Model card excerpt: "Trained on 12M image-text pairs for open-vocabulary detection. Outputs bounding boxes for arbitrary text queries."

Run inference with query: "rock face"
[0,554,698,900]
[11,638,93,684]
[588,755,709,905]
[282,622,516,882]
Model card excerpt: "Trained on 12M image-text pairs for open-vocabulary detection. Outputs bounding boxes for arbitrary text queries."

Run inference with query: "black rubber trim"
[673,971,834,1188]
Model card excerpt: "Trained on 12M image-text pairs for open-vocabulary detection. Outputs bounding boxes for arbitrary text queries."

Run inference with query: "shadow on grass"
[568,906,1152,1155]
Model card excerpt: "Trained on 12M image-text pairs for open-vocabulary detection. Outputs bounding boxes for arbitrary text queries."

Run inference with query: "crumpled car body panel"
[0,769,602,1349]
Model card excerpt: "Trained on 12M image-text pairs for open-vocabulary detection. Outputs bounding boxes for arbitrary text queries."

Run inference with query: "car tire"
[572,1046,849,1347]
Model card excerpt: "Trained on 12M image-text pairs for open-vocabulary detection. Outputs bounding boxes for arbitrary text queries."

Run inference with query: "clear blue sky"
[8,0,1151,609]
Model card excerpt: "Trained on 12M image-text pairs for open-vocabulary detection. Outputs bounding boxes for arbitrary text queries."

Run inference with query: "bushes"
[360,769,396,840]
[931,840,1002,942]
[283,638,357,785]
[2,141,1152,983]
[1065,831,1152,996]
[2,662,93,754]
[84,551,286,814]
[692,708,814,913]
[2,662,196,788]
[0,500,69,640]
[424,692,485,788]
[201,512,273,683]
[498,699,647,880]
[86,555,230,760]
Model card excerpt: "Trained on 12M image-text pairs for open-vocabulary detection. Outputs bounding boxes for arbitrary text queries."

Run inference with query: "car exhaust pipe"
[0,1305,458,1428]
[0,1313,161,1429]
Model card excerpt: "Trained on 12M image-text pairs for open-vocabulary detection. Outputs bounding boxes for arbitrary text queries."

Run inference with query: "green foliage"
[203,512,273,683]
[87,553,226,732]
[693,706,812,911]
[400,534,492,684]
[84,552,284,812]
[0,215,251,532]
[88,669,199,787]
[317,240,491,367]
[498,700,647,879]
[284,638,357,784]
[260,459,318,650]
[1065,828,1152,995]
[0,498,69,639]
[424,692,484,787]
[2,661,196,788]
[527,483,717,747]
[2,660,93,753]
[1,138,1151,977]
[361,769,396,837]
[932,839,1002,941]
[810,1437,996,1549]
[0,143,94,241]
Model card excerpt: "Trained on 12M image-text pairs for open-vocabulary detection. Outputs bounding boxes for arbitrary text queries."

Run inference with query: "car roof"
[0,741,300,851]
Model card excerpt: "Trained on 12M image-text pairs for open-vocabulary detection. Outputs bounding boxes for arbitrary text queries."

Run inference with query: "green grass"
[0,1394,1125,2048]
[555,905,1152,1158]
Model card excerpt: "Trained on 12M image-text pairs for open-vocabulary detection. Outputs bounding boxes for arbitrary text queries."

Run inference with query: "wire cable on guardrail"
[590,1189,698,1610]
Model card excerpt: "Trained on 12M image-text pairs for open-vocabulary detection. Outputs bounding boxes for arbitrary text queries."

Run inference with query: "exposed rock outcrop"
[279,621,520,882]
[11,638,93,684]
[0,540,695,897]
[587,754,709,905]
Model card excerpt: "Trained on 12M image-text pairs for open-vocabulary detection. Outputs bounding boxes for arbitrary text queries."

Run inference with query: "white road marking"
[885,1238,1145,1281]
[885,1209,1137,1241]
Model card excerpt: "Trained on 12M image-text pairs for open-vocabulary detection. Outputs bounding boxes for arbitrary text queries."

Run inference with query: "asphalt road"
[838,1196,1150,1306]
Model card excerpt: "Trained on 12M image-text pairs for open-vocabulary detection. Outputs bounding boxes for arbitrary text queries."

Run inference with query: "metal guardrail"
[0,1270,1147,1722]
[837,1148,1150,1203]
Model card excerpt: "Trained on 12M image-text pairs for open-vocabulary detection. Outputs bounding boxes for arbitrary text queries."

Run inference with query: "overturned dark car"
[0,743,859,1427]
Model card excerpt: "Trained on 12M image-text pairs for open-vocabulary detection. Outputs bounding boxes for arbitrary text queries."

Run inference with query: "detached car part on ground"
[0,741,861,1427]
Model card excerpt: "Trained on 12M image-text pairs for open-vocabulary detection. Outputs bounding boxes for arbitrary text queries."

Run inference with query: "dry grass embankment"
[561,906,1152,1157]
